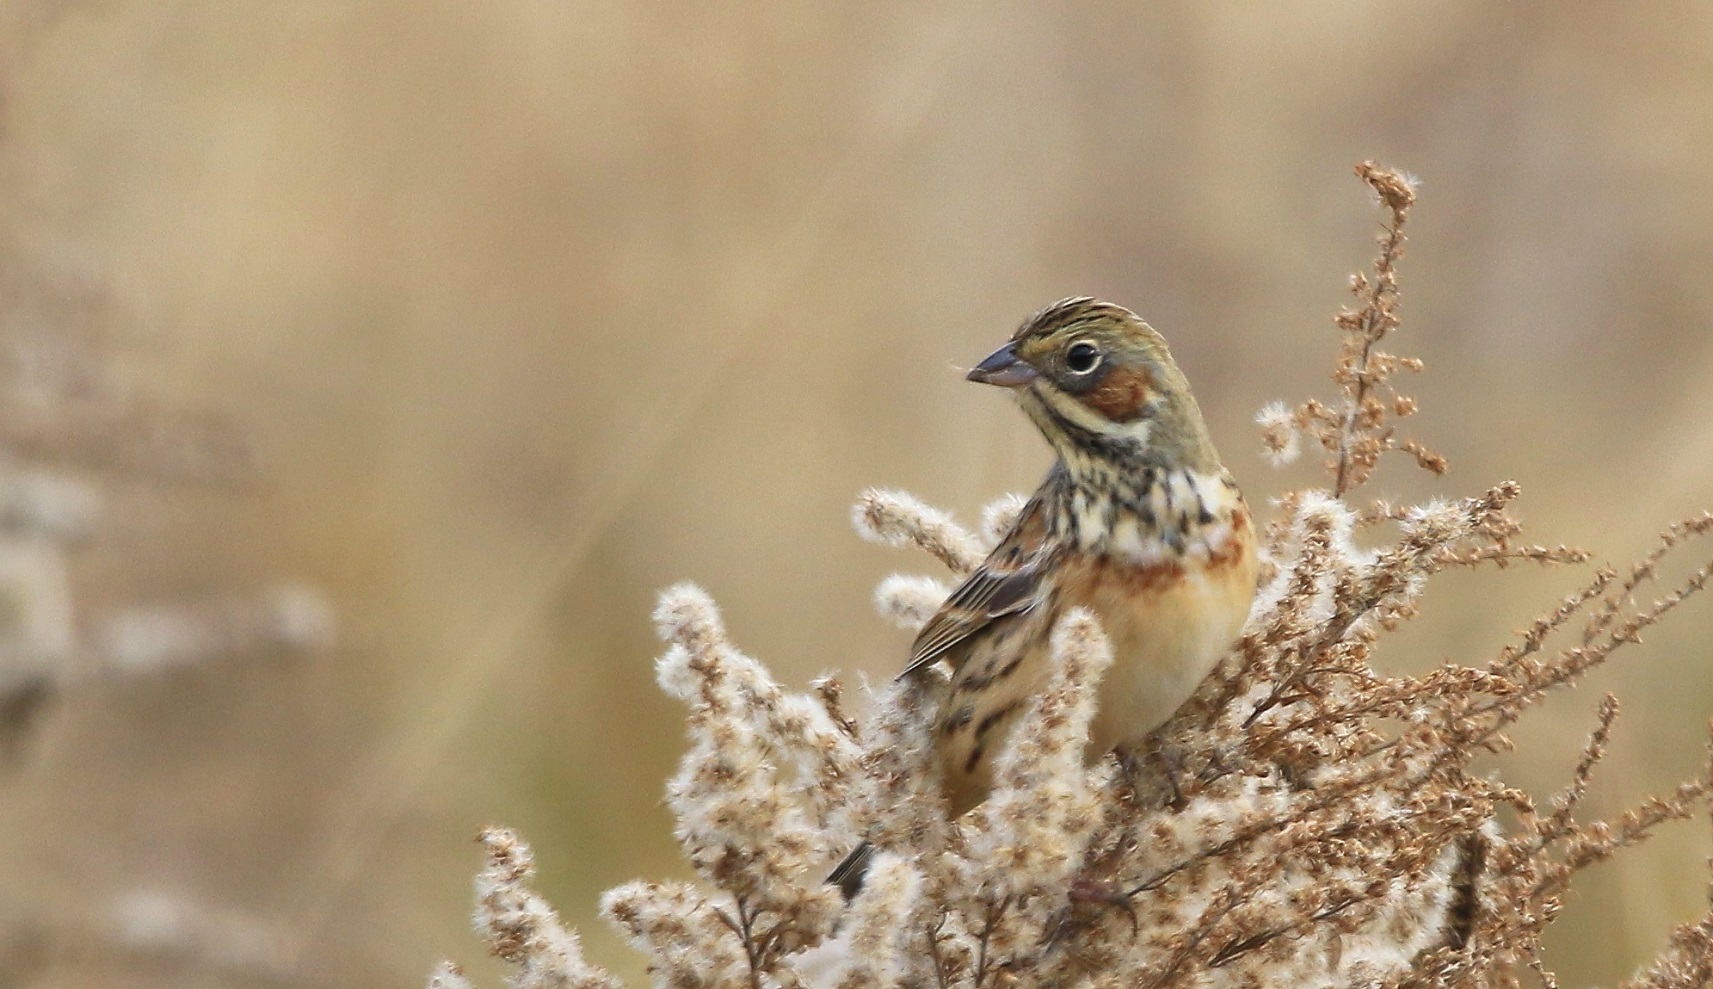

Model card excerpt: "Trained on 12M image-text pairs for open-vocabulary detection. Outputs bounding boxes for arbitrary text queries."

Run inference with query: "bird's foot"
[1043,876,1138,949]
[1150,742,1187,810]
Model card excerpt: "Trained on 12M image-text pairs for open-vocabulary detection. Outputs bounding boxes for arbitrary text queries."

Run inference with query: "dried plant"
[435,163,1713,989]
[0,254,337,987]
[0,283,337,756]
[0,22,343,986]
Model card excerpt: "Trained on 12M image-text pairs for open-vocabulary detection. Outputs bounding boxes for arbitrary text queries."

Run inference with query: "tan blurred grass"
[2,2,1712,986]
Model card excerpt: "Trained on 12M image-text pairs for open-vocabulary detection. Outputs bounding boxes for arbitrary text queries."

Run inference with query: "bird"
[831,297,1260,898]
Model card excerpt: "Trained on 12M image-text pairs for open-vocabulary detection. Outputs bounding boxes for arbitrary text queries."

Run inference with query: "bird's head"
[967,297,1219,472]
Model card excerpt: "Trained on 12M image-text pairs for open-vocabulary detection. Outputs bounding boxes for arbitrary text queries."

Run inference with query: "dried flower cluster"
[0,29,339,983]
[1256,162,1444,491]
[0,273,338,984]
[0,317,336,756]
[437,163,1713,989]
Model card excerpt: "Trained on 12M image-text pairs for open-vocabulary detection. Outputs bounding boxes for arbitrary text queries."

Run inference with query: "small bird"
[833,297,1259,896]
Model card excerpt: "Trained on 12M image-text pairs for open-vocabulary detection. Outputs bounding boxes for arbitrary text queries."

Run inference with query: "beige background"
[2,3,1712,986]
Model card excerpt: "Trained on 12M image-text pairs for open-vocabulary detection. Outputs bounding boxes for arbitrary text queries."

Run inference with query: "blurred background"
[1,2,1711,986]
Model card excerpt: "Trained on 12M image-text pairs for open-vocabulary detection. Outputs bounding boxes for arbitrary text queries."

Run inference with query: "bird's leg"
[1150,741,1187,810]
[1069,876,1138,928]
[1112,746,1144,802]
[1043,872,1139,950]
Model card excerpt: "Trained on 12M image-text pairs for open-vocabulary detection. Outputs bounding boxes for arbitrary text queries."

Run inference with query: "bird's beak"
[966,343,1038,388]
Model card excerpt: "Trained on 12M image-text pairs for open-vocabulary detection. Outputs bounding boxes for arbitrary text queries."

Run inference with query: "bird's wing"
[900,494,1053,678]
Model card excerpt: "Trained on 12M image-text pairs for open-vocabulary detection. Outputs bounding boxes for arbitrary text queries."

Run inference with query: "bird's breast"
[1057,502,1259,755]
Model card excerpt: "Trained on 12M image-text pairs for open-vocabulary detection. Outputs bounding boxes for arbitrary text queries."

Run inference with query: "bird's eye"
[1065,340,1101,374]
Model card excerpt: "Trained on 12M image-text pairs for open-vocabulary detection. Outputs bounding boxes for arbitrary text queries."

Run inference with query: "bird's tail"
[826,839,874,900]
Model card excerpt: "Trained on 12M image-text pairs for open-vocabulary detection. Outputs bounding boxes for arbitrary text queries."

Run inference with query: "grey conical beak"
[966,343,1038,388]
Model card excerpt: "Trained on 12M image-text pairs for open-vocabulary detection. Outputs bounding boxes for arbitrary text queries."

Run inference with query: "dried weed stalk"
[0,263,338,983]
[437,163,1713,989]
[0,298,336,757]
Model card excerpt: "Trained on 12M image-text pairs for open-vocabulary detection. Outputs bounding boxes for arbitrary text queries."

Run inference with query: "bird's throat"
[1048,462,1245,567]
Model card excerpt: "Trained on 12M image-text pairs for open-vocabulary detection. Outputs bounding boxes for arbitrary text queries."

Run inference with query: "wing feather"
[899,495,1054,678]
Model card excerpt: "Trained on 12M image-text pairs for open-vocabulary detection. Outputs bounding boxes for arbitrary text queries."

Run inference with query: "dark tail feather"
[827,840,874,900]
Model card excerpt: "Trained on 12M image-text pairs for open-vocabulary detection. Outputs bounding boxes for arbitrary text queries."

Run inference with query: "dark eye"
[1065,340,1100,374]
